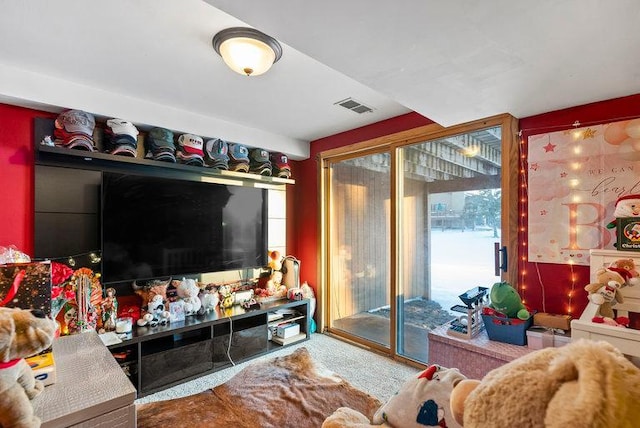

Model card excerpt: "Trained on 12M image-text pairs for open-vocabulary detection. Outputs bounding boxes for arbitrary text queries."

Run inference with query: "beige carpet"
[137,347,382,428]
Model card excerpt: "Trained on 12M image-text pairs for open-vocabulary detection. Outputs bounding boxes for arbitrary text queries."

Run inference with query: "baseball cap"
[106,119,139,140]
[176,133,204,166]
[249,148,272,176]
[105,119,139,157]
[250,148,270,164]
[55,110,95,136]
[105,135,138,157]
[270,152,291,178]
[145,127,176,163]
[61,134,96,151]
[228,143,249,162]
[228,143,250,172]
[204,138,229,170]
[53,110,96,151]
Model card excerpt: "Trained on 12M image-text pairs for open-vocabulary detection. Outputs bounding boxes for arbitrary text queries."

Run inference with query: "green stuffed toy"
[489,281,531,320]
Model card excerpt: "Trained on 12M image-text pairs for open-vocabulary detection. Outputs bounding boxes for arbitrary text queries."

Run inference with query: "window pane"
[329,153,391,348]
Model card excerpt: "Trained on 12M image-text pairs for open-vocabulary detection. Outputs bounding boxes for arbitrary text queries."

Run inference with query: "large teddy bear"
[449,339,640,427]
[0,307,58,428]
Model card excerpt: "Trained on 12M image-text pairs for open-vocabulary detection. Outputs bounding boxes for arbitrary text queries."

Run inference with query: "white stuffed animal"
[198,285,219,314]
[138,294,171,327]
[177,278,202,316]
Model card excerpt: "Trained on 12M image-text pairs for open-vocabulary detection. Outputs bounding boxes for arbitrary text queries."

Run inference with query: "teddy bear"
[584,267,627,325]
[176,278,202,316]
[0,307,58,428]
[610,258,640,283]
[448,339,640,427]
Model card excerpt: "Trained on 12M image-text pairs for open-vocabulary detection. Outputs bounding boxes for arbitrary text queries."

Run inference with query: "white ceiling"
[1,1,638,160]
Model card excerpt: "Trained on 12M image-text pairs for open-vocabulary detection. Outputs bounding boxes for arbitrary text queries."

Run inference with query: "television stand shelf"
[107,298,310,397]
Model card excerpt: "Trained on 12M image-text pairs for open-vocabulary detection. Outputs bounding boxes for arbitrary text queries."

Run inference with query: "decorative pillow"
[372,365,465,428]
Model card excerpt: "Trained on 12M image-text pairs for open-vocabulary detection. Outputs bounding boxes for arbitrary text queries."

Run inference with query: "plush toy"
[265,250,287,297]
[218,285,234,309]
[584,267,627,326]
[268,250,283,272]
[144,294,171,326]
[606,194,640,230]
[133,279,171,327]
[0,307,57,428]
[488,281,531,320]
[198,284,219,314]
[176,278,202,316]
[606,194,640,247]
[610,258,640,281]
[322,365,465,428]
[449,339,640,427]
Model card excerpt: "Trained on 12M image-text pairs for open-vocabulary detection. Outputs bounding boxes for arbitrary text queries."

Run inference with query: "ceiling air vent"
[334,97,374,114]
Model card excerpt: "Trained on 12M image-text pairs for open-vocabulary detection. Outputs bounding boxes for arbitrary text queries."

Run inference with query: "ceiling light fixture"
[212,27,282,77]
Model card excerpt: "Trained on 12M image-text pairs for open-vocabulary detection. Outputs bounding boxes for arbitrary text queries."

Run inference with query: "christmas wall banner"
[528,119,640,266]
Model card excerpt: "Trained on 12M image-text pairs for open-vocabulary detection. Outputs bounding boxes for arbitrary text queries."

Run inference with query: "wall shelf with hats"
[33,117,295,187]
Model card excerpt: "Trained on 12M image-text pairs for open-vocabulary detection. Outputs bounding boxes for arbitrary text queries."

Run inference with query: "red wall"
[293,95,640,317]
[0,105,55,254]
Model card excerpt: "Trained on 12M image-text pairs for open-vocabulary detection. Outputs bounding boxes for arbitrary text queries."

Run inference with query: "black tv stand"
[107,298,310,397]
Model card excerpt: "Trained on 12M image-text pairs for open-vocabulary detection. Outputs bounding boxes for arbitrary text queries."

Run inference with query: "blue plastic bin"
[481,313,534,346]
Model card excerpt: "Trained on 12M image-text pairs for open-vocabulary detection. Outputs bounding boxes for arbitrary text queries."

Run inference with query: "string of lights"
[35,251,102,267]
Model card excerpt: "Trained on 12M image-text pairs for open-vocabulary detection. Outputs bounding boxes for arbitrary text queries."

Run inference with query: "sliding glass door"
[322,115,518,363]
[397,127,503,361]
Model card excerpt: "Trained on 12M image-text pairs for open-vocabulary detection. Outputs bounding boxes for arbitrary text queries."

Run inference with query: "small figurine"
[55,301,78,336]
[101,287,118,332]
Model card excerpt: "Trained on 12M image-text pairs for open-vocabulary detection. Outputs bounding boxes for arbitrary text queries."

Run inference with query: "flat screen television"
[101,172,267,284]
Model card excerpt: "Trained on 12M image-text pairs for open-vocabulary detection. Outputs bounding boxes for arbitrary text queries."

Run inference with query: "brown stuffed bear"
[584,267,626,319]
[0,307,57,428]
[449,339,640,427]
